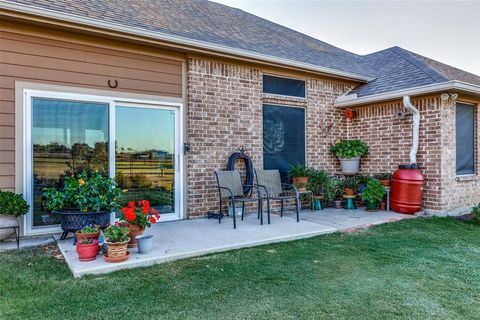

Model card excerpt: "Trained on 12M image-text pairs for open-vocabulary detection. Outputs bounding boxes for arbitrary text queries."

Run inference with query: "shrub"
[43,172,122,213]
[330,140,369,159]
[0,191,30,217]
[361,179,386,203]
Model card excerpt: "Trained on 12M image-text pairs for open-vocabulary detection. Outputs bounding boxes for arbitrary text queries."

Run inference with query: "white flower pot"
[0,215,19,241]
[339,157,361,174]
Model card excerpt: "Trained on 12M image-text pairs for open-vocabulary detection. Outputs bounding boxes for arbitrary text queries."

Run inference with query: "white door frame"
[23,89,184,236]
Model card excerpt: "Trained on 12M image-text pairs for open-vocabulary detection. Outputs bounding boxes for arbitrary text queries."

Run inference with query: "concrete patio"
[57,208,414,277]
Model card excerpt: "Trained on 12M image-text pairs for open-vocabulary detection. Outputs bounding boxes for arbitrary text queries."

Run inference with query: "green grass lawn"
[1,217,479,320]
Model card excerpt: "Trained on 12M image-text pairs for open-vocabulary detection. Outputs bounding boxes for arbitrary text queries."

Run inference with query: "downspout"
[403,96,420,165]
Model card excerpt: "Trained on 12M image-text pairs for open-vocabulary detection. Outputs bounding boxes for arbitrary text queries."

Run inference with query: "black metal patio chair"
[214,170,263,229]
[254,169,300,223]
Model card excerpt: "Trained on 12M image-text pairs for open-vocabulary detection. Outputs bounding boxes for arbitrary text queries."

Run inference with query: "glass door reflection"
[115,106,177,217]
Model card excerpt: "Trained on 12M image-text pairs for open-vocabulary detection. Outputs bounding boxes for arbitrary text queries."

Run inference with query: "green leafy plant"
[472,203,480,220]
[307,169,329,196]
[361,179,386,203]
[342,176,359,191]
[374,173,392,181]
[287,164,310,178]
[322,176,343,203]
[77,238,98,245]
[43,172,122,213]
[330,139,369,159]
[0,191,30,217]
[104,221,130,243]
[79,225,100,234]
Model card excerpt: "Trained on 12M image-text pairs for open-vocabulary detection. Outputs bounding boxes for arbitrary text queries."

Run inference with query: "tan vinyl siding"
[0,21,184,191]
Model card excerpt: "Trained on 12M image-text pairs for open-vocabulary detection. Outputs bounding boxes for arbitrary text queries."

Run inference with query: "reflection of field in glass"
[115,156,175,214]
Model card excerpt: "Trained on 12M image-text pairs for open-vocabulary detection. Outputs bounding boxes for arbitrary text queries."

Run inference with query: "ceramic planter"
[365,200,379,211]
[0,215,18,241]
[379,179,391,187]
[76,241,99,261]
[344,188,355,196]
[334,200,342,209]
[136,234,153,254]
[128,224,144,248]
[104,239,130,263]
[339,157,361,174]
[292,176,308,191]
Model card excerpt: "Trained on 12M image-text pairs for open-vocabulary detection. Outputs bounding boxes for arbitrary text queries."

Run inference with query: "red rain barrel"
[391,165,424,214]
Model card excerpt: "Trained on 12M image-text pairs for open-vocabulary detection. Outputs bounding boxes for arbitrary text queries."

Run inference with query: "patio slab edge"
[61,226,337,278]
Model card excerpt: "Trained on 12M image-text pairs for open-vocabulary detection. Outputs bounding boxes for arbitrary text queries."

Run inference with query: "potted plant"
[308,169,329,210]
[75,225,100,243]
[43,172,122,237]
[288,164,310,191]
[330,139,369,174]
[103,221,130,263]
[0,191,29,241]
[342,176,359,196]
[120,200,160,249]
[331,177,344,209]
[375,173,392,187]
[76,238,99,261]
[361,179,386,211]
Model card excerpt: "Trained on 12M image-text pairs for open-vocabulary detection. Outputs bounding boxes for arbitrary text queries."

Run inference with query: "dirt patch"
[454,213,477,222]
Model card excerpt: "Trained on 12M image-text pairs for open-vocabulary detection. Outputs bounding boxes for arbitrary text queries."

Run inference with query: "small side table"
[343,195,357,210]
[0,219,20,249]
[385,187,391,211]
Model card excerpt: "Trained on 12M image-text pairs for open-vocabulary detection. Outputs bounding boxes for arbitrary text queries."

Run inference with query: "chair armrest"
[282,183,299,195]
[255,184,269,198]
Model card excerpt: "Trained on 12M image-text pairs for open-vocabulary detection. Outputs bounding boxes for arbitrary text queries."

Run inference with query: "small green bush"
[330,139,369,159]
[361,179,386,203]
[0,191,30,217]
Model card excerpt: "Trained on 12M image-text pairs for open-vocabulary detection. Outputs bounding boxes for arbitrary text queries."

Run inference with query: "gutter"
[335,81,480,107]
[0,0,374,83]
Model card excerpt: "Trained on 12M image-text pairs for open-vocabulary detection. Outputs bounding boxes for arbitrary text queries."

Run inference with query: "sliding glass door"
[25,91,182,234]
[115,105,179,218]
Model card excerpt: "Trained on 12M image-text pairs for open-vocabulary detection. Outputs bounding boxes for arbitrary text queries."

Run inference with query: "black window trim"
[262,73,307,98]
[455,101,476,177]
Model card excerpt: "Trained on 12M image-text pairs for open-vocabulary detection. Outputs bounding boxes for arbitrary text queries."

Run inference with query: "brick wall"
[347,96,480,214]
[186,57,480,217]
[186,58,352,217]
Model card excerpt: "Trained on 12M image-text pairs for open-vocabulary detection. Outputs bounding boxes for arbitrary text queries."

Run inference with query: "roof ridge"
[390,46,448,83]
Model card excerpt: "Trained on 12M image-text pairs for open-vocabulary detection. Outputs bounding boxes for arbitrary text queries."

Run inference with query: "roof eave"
[0,0,374,83]
[335,81,480,107]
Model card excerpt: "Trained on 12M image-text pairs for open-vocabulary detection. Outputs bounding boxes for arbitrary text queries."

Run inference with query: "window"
[456,103,475,175]
[263,75,305,98]
[263,104,305,181]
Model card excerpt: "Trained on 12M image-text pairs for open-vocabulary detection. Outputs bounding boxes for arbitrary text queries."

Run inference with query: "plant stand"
[343,195,357,210]
[0,224,19,249]
[313,196,324,210]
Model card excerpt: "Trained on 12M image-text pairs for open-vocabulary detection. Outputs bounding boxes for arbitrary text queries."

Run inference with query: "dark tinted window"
[456,103,475,175]
[263,75,305,97]
[263,104,305,182]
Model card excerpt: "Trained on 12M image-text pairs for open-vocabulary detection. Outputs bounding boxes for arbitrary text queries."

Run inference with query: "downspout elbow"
[403,96,420,165]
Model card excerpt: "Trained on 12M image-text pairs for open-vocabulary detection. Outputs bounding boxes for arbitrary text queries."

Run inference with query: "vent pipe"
[403,96,420,165]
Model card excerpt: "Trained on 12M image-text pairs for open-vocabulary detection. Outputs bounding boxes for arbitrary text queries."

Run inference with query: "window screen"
[263,104,305,182]
[456,103,475,175]
[263,75,306,98]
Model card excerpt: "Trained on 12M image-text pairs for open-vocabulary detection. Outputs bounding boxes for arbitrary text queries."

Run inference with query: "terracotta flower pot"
[379,179,391,187]
[104,239,130,263]
[344,188,355,196]
[75,230,100,242]
[76,242,98,261]
[128,225,144,248]
[292,176,308,192]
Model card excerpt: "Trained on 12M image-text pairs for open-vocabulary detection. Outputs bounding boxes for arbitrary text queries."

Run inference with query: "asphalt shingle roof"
[4,0,480,98]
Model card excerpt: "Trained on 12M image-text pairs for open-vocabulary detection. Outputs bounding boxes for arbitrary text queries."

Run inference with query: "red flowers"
[119,199,160,229]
